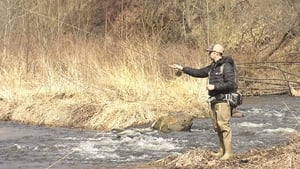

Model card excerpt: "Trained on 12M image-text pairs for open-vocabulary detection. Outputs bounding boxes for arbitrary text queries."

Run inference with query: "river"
[0,95,299,169]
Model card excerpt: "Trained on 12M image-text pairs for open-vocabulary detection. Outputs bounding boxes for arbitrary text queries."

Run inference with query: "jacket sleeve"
[214,63,237,91]
[182,65,210,78]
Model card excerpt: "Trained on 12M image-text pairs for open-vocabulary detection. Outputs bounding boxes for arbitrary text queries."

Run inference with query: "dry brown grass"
[0,36,209,131]
[137,132,300,169]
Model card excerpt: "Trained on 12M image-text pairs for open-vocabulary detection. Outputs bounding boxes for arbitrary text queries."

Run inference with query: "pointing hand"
[168,64,183,70]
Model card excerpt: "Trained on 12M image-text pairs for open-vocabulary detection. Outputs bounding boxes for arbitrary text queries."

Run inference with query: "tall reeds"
[0,33,209,129]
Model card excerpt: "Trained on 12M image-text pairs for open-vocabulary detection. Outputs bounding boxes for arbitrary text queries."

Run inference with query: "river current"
[0,95,299,169]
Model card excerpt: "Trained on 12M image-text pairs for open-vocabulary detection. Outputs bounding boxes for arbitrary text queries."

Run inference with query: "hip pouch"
[226,92,243,108]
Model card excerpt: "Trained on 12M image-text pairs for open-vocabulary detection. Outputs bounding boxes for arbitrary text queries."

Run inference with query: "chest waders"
[208,64,233,160]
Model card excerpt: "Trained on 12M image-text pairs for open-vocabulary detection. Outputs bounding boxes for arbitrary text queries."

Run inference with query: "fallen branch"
[288,83,300,97]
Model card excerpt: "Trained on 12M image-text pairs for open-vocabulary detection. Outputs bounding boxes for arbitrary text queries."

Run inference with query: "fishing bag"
[226,92,243,108]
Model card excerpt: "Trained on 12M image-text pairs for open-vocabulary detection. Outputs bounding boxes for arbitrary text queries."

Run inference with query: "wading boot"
[220,130,233,160]
[210,132,224,157]
[211,148,223,157]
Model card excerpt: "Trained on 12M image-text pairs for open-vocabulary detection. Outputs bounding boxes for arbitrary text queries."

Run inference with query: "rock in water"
[151,112,193,133]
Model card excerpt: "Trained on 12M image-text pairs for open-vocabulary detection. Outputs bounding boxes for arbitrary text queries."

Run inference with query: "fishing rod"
[11,5,210,80]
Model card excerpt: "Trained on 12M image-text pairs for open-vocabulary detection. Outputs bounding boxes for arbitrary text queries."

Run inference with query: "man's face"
[208,51,215,60]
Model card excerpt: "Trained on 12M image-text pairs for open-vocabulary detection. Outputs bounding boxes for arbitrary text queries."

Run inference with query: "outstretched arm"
[169,64,210,78]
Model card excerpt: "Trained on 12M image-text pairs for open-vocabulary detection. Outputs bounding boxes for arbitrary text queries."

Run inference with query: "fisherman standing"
[169,44,238,160]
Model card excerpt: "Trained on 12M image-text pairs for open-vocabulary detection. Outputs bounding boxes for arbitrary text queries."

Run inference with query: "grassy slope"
[0,38,209,131]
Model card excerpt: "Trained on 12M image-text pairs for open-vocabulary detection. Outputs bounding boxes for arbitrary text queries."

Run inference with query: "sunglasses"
[208,51,214,55]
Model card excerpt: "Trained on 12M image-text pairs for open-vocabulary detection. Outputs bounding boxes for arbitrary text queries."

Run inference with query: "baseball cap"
[206,44,224,54]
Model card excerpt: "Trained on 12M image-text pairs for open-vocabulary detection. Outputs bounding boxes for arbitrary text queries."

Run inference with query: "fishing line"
[46,149,77,169]
[10,5,169,67]
[4,5,208,168]
[283,102,300,129]
[3,6,125,168]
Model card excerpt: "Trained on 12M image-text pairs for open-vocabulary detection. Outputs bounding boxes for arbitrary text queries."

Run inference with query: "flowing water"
[0,95,299,169]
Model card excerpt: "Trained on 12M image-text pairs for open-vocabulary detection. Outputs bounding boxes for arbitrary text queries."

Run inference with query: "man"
[169,44,237,160]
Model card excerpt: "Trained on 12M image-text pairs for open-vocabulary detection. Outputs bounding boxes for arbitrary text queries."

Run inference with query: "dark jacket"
[182,56,237,97]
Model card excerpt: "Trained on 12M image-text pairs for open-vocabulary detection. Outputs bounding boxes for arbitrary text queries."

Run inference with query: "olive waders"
[210,102,233,160]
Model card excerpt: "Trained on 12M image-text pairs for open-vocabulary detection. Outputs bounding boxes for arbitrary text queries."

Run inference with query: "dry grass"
[138,132,300,169]
[0,36,209,131]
